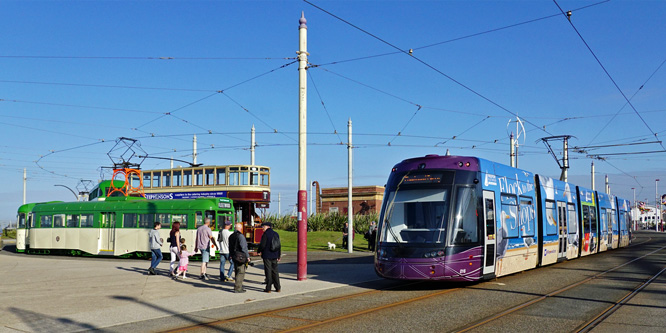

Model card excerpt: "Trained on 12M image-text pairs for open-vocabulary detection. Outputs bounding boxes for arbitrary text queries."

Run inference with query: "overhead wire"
[552,0,666,152]
[304,0,554,139]
[0,55,293,60]
[307,70,343,143]
[587,57,666,144]
[313,0,610,67]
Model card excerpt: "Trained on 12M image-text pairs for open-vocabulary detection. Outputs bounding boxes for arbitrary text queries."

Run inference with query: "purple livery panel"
[393,155,481,173]
[376,247,483,281]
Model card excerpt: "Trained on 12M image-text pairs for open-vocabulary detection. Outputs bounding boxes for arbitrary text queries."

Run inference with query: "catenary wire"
[552,0,665,152]
[304,0,554,138]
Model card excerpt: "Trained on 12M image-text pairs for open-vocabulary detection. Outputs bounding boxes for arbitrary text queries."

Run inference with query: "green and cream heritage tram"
[16,196,235,257]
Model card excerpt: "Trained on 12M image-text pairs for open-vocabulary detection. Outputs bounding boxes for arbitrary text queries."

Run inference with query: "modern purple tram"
[374,155,631,281]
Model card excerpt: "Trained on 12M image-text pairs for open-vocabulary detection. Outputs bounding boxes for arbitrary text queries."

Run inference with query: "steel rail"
[576,265,666,332]
[454,244,666,332]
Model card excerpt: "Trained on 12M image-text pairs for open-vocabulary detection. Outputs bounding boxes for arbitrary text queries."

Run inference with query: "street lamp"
[657,179,660,232]
[631,187,636,230]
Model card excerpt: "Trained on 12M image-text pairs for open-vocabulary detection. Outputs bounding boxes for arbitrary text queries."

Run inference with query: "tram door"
[482,191,496,275]
[557,202,567,260]
[98,212,116,255]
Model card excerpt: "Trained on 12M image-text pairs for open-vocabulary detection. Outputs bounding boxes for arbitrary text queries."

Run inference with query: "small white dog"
[327,242,336,250]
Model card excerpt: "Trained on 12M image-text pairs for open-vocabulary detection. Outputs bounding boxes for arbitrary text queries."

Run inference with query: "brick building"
[320,186,384,215]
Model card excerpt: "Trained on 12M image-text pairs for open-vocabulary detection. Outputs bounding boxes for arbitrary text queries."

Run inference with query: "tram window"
[173,215,188,228]
[152,173,161,188]
[205,210,215,229]
[143,173,151,188]
[545,200,557,236]
[131,174,141,189]
[240,171,249,185]
[195,212,204,228]
[173,170,182,186]
[102,212,116,228]
[18,213,26,228]
[54,214,65,228]
[80,214,94,227]
[520,197,535,237]
[163,171,171,187]
[229,171,239,186]
[589,207,597,234]
[138,214,155,228]
[29,214,34,228]
[451,187,478,244]
[41,215,52,228]
[66,214,79,228]
[123,214,137,228]
[261,174,269,186]
[500,194,519,238]
[250,171,259,185]
[599,208,607,233]
[156,214,171,228]
[183,169,192,186]
[194,169,203,186]
[205,168,215,185]
[217,169,226,185]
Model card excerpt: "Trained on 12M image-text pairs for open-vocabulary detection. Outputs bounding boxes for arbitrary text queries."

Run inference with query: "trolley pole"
[297,12,308,281]
[347,118,353,253]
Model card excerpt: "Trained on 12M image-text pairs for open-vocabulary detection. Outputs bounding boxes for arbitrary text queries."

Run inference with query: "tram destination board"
[402,172,444,184]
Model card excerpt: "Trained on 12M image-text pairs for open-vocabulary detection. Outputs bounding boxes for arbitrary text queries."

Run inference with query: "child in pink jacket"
[174,244,196,279]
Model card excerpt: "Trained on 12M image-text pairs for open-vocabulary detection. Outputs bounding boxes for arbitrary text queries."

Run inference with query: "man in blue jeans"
[217,220,235,281]
[148,222,163,275]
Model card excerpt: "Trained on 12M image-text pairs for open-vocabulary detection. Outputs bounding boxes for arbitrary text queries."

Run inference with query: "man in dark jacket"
[229,223,250,293]
[257,222,281,293]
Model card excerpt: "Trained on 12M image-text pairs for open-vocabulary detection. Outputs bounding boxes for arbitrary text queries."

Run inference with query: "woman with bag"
[168,222,181,276]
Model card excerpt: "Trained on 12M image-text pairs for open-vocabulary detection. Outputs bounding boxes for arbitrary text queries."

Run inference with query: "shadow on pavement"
[8,307,100,332]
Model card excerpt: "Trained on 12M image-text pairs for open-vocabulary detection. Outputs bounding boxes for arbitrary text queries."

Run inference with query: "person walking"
[168,221,182,276]
[257,222,281,293]
[195,218,216,280]
[229,223,250,293]
[173,244,196,279]
[148,222,163,275]
[217,220,235,282]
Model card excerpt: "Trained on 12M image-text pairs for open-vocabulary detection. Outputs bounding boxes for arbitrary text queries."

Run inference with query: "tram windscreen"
[381,188,449,244]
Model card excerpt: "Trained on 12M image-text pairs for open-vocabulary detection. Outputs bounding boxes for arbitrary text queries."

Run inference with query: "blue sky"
[1,0,665,225]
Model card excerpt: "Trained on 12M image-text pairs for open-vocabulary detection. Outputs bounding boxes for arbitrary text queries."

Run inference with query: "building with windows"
[320,186,384,215]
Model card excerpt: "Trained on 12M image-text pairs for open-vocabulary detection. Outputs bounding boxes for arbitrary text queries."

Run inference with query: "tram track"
[454,243,666,332]
[165,280,456,333]
[575,265,666,332]
[165,235,664,333]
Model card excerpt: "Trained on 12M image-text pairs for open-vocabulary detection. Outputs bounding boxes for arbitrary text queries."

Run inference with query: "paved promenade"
[0,240,379,332]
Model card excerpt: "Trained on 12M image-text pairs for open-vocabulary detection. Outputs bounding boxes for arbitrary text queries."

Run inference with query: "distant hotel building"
[319,186,384,215]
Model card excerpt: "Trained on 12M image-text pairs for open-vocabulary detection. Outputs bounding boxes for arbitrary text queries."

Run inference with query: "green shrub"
[264,212,378,234]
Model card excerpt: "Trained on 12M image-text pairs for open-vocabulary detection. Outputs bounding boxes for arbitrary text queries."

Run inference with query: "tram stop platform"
[0,242,378,332]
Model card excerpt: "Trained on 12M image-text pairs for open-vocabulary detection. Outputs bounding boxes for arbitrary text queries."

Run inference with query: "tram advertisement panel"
[480,161,537,277]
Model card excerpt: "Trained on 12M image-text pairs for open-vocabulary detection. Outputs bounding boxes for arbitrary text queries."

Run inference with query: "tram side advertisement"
[145,191,228,200]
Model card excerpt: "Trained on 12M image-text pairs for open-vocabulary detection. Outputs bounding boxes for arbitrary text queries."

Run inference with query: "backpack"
[270,232,281,252]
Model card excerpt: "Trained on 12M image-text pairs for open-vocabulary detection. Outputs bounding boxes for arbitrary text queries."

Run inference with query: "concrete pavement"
[0,241,379,332]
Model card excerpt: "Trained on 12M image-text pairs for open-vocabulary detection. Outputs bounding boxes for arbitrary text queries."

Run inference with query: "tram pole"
[251,125,255,165]
[297,12,308,281]
[23,168,27,205]
[347,118,353,253]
